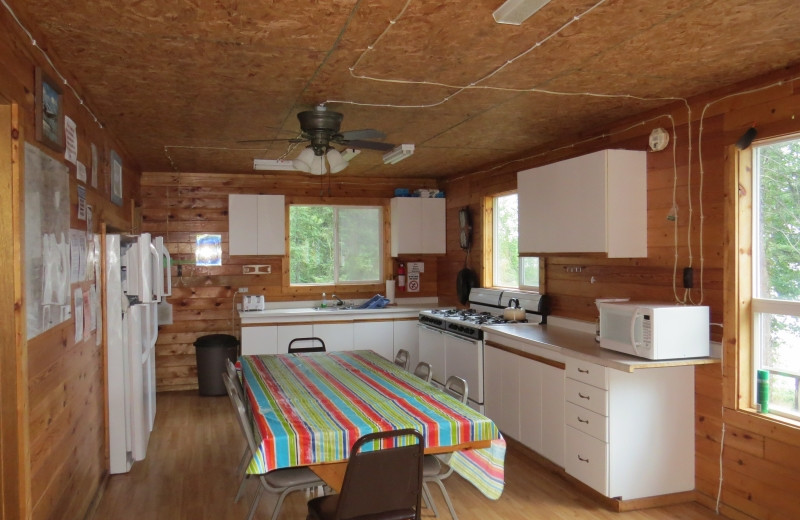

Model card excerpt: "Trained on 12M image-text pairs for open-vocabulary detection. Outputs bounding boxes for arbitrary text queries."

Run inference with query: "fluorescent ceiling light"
[382,144,415,165]
[493,0,551,25]
[340,148,361,162]
[253,159,297,171]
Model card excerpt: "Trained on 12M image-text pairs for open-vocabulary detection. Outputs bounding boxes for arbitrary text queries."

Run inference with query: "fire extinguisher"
[397,262,406,292]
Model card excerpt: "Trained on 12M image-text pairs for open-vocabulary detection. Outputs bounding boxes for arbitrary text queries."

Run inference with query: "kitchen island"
[481,322,719,509]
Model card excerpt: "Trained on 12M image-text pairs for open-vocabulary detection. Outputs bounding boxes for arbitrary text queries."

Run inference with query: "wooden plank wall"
[0,13,140,520]
[440,68,800,520]
[140,173,439,392]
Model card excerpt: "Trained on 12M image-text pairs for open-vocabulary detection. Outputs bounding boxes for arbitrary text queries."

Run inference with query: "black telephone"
[459,207,472,250]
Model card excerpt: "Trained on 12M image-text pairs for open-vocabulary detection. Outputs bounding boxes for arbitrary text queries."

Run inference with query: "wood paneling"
[142,173,441,392]
[0,15,140,520]
[440,68,800,520]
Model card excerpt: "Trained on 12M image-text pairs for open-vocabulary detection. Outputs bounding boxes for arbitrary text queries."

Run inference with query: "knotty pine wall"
[0,14,140,520]
[440,67,800,520]
[140,173,439,392]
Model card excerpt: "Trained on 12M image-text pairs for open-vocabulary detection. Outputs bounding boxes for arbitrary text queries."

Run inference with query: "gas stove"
[418,308,526,340]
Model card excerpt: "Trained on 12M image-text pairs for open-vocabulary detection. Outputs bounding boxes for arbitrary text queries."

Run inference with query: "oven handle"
[441,329,482,344]
[418,323,444,334]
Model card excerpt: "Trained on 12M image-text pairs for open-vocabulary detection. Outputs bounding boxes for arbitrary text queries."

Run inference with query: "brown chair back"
[287,336,326,353]
[335,429,424,520]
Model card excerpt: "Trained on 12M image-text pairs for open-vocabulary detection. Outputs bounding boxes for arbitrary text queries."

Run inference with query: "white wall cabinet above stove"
[517,149,647,258]
[390,197,446,256]
[228,194,285,256]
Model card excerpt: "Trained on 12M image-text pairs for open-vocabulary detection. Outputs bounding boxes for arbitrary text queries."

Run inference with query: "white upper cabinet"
[228,194,285,256]
[517,149,647,258]
[390,197,446,256]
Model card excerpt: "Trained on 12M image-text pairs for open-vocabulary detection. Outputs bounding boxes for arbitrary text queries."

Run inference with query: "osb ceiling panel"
[5,0,800,178]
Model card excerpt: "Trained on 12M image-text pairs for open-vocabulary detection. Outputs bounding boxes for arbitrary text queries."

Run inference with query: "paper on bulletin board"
[64,116,77,165]
[77,185,86,220]
[73,288,83,343]
[77,161,87,183]
[70,229,87,283]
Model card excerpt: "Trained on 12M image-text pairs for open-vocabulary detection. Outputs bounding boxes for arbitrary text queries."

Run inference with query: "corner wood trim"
[484,340,565,370]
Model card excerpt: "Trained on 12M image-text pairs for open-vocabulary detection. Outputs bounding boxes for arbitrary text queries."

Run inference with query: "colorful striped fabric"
[239,350,505,499]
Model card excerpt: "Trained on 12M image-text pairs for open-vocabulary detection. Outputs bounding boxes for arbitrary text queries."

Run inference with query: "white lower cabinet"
[241,325,278,355]
[393,319,420,370]
[313,322,354,352]
[354,320,394,360]
[564,358,695,500]
[483,339,565,467]
[277,324,313,353]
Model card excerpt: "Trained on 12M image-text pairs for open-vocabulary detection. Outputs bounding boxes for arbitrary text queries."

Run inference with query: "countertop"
[239,303,440,324]
[482,322,720,373]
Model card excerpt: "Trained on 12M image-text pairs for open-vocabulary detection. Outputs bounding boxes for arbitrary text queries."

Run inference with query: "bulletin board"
[24,142,71,339]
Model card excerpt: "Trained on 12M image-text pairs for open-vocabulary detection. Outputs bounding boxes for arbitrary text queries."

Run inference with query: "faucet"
[332,294,345,306]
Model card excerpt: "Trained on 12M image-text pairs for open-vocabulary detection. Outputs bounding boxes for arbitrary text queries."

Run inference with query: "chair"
[307,429,424,520]
[288,336,326,354]
[394,349,410,371]
[422,376,468,520]
[222,361,250,495]
[222,372,326,520]
[413,362,432,383]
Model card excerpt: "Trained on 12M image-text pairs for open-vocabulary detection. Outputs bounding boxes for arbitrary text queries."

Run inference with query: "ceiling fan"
[241,104,396,157]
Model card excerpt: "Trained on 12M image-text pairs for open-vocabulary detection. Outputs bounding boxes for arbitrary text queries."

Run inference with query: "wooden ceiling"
[7,0,800,179]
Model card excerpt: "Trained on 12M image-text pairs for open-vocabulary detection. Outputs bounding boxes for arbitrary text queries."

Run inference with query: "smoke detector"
[649,127,670,152]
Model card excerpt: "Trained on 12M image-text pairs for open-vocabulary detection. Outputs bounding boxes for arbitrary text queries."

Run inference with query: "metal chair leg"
[235,473,249,503]
[429,477,458,520]
[247,486,264,520]
[422,482,439,518]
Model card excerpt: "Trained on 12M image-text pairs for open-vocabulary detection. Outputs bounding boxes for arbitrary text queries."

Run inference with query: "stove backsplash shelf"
[468,288,551,325]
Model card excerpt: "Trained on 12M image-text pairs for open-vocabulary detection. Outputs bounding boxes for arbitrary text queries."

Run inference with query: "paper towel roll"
[385,280,396,303]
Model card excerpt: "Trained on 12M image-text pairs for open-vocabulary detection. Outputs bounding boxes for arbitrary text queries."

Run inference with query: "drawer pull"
[578,417,589,424]
[578,455,590,463]
[578,368,590,374]
[578,392,590,400]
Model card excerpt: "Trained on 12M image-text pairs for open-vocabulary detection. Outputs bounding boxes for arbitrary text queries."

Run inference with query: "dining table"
[238,350,506,499]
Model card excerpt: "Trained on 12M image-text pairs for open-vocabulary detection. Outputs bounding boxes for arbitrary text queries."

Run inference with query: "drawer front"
[565,426,608,496]
[565,378,608,416]
[565,358,608,390]
[565,401,608,442]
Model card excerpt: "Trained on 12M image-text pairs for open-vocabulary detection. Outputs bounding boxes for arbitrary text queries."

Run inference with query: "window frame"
[730,137,800,425]
[288,203,384,287]
[484,191,542,292]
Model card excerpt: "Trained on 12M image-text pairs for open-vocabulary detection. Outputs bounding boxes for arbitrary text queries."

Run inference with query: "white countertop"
[482,322,720,373]
[239,303,441,324]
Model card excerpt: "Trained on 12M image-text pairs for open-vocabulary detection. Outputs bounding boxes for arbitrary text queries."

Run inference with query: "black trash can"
[193,334,239,396]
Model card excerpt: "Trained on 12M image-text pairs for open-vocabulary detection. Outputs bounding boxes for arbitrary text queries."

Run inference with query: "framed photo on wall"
[110,150,123,206]
[34,67,65,152]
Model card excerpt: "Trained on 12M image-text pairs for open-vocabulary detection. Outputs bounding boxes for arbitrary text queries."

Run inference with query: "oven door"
[443,330,483,407]
[418,324,446,385]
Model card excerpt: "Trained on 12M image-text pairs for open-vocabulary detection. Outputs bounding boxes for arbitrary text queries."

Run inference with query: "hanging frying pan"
[456,267,478,305]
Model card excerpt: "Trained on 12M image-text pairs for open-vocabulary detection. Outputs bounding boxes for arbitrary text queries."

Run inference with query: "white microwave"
[597,302,710,360]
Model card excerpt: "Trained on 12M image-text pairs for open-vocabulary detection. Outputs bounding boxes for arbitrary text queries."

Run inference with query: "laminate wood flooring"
[91,391,724,520]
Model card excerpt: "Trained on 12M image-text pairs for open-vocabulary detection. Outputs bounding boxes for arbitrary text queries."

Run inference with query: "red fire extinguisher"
[397,262,406,292]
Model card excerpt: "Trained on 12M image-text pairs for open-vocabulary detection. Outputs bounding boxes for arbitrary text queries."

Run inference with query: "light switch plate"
[243,264,271,275]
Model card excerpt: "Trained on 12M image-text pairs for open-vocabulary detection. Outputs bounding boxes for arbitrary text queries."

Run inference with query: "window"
[492,193,540,291]
[289,205,382,285]
[750,136,800,421]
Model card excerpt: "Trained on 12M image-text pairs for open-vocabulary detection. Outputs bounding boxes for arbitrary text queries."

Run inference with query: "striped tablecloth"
[239,350,505,499]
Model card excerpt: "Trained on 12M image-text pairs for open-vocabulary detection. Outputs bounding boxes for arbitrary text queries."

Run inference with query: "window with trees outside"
[493,193,539,291]
[289,205,382,285]
[750,136,800,421]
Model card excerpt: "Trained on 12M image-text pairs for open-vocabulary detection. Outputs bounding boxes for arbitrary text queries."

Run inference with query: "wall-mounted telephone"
[459,207,472,250]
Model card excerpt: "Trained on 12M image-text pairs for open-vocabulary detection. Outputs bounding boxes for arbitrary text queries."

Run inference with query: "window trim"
[729,139,800,426]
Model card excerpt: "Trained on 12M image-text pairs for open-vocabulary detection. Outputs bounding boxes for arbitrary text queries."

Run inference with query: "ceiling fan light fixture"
[493,0,551,25]
[293,147,316,173]
[308,154,328,175]
[326,148,348,173]
[383,144,415,165]
[253,159,297,171]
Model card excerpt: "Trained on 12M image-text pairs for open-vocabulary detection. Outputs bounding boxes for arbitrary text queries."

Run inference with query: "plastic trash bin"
[193,334,239,396]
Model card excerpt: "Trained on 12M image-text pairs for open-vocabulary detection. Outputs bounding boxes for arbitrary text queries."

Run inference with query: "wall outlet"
[238,287,249,293]
[243,264,271,274]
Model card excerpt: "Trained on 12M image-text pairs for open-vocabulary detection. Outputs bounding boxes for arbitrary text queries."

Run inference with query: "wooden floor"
[91,391,725,520]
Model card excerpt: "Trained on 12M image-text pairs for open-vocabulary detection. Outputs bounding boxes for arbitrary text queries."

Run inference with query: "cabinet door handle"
[578,417,589,424]
[578,455,590,463]
[578,392,590,400]
[578,368,590,374]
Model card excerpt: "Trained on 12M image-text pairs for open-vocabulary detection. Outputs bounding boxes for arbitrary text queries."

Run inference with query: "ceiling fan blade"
[343,140,396,152]
[340,128,387,140]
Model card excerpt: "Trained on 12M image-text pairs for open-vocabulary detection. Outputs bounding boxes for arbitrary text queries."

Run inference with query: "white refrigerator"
[106,233,170,474]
